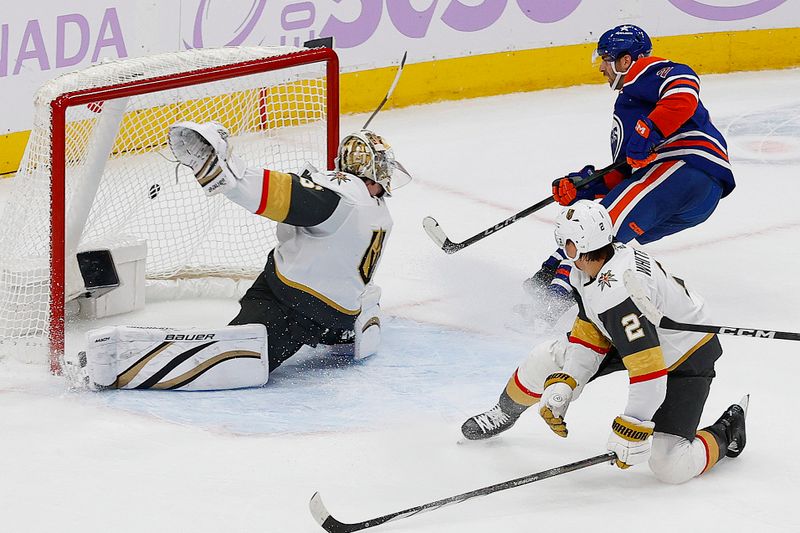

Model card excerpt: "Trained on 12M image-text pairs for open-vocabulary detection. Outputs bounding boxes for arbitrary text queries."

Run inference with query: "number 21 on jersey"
[359,229,386,284]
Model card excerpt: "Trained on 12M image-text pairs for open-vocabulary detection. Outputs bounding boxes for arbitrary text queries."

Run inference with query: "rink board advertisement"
[1,0,799,173]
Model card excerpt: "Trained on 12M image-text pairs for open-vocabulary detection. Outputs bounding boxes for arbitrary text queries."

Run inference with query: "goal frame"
[46,46,339,373]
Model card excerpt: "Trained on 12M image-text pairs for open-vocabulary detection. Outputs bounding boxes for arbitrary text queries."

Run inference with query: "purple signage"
[182,0,791,52]
[667,0,788,21]
[0,8,127,78]
[186,0,586,50]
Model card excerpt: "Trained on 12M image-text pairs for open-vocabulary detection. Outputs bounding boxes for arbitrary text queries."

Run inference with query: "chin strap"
[610,61,630,90]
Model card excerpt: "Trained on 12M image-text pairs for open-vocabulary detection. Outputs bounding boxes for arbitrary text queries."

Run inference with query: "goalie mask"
[554,200,613,260]
[336,130,412,196]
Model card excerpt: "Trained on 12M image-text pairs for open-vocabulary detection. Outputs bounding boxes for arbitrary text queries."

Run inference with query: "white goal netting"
[0,45,337,364]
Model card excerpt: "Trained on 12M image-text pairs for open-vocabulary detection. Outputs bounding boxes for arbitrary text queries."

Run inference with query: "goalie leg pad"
[324,284,382,360]
[84,324,269,391]
[354,284,382,360]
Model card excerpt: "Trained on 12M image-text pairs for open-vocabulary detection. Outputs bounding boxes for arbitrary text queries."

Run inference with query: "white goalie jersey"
[273,169,393,314]
[223,165,392,318]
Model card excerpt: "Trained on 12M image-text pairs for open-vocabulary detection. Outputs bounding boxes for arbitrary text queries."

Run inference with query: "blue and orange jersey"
[611,56,735,197]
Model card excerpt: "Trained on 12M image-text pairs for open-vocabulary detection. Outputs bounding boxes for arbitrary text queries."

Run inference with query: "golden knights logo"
[597,269,617,291]
[330,171,351,185]
[359,229,386,284]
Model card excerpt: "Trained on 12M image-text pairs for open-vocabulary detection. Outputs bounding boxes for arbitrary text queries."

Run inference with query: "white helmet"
[554,200,613,260]
[335,130,411,196]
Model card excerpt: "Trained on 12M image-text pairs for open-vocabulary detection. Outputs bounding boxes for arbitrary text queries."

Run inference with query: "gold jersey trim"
[623,346,667,379]
[274,262,361,316]
[260,170,293,222]
[668,333,715,372]
[570,318,611,352]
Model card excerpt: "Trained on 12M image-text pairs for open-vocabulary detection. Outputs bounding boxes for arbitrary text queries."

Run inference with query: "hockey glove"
[626,116,663,168]
[538,372,577,438]
[552,165,606,206]
[168,121,245,196]
[607,415,655,469]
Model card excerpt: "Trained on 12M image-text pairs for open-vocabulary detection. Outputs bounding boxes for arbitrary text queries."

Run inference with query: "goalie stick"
[623,270,800,341]
[309,452,615,532]
[362,52,407,130]
[423,159,626,254]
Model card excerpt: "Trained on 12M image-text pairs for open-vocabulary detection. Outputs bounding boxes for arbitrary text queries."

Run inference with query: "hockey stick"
[362,52,408,130]
[623,270,800,341]
[309,452,615,532]
[423,159,627,254]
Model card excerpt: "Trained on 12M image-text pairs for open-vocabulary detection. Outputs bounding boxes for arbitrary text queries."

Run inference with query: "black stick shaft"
[436,159,627,253]
[314,452,615,532]
[661,317,800,341]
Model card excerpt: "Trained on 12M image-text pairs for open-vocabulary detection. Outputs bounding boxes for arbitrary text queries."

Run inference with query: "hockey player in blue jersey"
[525,25,735,322]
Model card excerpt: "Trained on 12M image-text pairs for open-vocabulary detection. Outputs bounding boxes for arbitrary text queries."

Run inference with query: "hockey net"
[0,45,339,372]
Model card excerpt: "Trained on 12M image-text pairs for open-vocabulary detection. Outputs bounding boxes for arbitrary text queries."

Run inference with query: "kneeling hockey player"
[463,201,746,484]
[79,122,411,391]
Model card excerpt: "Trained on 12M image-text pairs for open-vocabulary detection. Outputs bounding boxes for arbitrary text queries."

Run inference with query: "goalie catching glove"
[607,415,655,469]
[538,372,578,437]
[168,121,246,196]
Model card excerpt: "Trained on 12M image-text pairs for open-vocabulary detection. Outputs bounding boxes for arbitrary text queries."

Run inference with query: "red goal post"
[0,45,339,373]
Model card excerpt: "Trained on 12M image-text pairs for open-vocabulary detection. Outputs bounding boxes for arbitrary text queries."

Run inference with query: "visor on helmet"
[336,130,412,196]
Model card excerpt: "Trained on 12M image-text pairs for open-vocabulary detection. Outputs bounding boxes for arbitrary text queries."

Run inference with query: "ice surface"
[2,68,800,532]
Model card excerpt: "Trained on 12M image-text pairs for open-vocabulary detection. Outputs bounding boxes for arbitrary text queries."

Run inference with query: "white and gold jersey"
[273,170,393,315]
[567,243,717,421]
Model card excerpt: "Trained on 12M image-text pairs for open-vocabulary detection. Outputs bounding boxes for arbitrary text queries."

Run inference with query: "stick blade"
[422,216,446,247]
[309,492,330,527]
[309,492,354,533]
[422,216,459,254]
[623,270,663,324]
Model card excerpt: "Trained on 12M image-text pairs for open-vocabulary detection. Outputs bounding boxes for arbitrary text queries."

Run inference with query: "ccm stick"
[309,452,615,532]
[623,270,800,340]
[423,159,626,254]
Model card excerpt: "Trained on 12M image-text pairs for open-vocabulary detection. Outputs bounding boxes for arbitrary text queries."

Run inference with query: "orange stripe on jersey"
[623,56,667,86]
[257,169,292,221]
[504,369,541,406]
[649,92,698,136]
[556,267,571,277]
[662,139,729,161]
[665,78,699,92]
[623,346,667,381]
[569,318,611,354]
[607,161,678,223]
